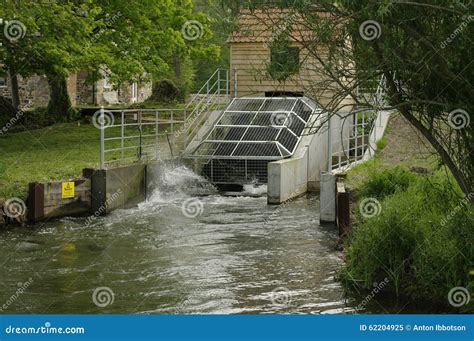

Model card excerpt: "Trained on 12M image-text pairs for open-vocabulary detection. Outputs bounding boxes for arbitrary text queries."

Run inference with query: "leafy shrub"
[0,106,60,132]
[342,170,474,308]
[357,167,417,201]
[148,79,180,103]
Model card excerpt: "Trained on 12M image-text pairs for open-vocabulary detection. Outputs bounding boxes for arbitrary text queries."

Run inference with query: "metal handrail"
[98,69,232,167]
[331,75,388,171]
[99,107,187,169]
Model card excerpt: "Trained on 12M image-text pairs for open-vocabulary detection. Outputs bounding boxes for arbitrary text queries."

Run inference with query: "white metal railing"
[174,68,231,147]
[98,107,186,169]
[331,75,389,172]
[98,69,232,167]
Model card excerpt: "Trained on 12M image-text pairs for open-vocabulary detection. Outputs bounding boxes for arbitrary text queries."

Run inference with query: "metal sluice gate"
[187,97,322,185]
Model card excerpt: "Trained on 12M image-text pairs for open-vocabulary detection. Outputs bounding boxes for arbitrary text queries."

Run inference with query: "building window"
[268,46,300,82]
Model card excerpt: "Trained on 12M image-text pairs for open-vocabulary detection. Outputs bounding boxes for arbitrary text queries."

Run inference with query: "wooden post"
[91,169,107,216]
[27,182,45,222]
[336,181,351,238]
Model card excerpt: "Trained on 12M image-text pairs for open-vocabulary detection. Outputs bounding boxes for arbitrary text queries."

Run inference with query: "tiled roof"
[227,8,313,43]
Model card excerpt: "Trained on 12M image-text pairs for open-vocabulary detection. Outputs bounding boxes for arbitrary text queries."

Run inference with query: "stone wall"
[1,69,152,108]
[76,70,95,105]
[0,74,77,108]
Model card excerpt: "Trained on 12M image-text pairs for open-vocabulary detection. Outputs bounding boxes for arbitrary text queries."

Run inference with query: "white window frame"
[131,82,138,103]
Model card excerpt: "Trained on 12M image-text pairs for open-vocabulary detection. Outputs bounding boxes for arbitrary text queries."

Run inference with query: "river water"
[0,165,390,314]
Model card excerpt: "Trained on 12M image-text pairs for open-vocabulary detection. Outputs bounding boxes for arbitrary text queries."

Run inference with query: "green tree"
[0,0,219,118]
[244,1,473,199]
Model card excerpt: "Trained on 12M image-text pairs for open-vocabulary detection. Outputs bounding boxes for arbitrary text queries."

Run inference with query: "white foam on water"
[146,164,217,205]
[242,183,267,196]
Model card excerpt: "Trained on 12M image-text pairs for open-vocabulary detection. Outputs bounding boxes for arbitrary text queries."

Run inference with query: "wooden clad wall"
[229,42,355,109]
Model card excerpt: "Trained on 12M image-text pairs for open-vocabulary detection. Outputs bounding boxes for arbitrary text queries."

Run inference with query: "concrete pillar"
[320,171,336,223]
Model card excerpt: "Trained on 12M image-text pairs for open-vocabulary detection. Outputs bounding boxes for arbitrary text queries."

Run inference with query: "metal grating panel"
[188,97,322,184]
[190,97,321,160]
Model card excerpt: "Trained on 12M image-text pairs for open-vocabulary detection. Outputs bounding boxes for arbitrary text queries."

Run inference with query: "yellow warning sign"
[62,182,75,199]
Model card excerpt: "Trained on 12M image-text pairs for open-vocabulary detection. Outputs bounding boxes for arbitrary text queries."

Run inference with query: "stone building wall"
[1,69,151,108]
[76,70,95,105]
[0,74,77,108]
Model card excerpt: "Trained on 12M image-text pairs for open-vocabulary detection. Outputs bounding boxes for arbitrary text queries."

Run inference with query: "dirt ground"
[345,112,438,191]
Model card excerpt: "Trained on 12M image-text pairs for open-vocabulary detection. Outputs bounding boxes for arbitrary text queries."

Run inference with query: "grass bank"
[0,123,100,199]
[340,114,474,311]
[0,101,190,200]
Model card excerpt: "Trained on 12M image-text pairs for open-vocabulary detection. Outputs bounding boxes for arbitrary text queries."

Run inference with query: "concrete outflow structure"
[183,96,351,204]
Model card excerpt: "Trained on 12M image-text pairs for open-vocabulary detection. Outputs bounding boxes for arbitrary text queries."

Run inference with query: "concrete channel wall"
[90,164,146,215]
[267,113,349,204]
[22,164,147,224]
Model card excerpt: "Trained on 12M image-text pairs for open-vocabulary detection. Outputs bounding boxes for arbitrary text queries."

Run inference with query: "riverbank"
[340,113,474,312]
[0,102,187,200]
[0,123,100,200]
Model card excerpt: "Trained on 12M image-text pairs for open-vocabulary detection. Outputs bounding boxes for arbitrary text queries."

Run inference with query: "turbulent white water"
[0,161,360,314]
[242,183,268,196]
[146,163,268,203]
[147,163,217,202]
